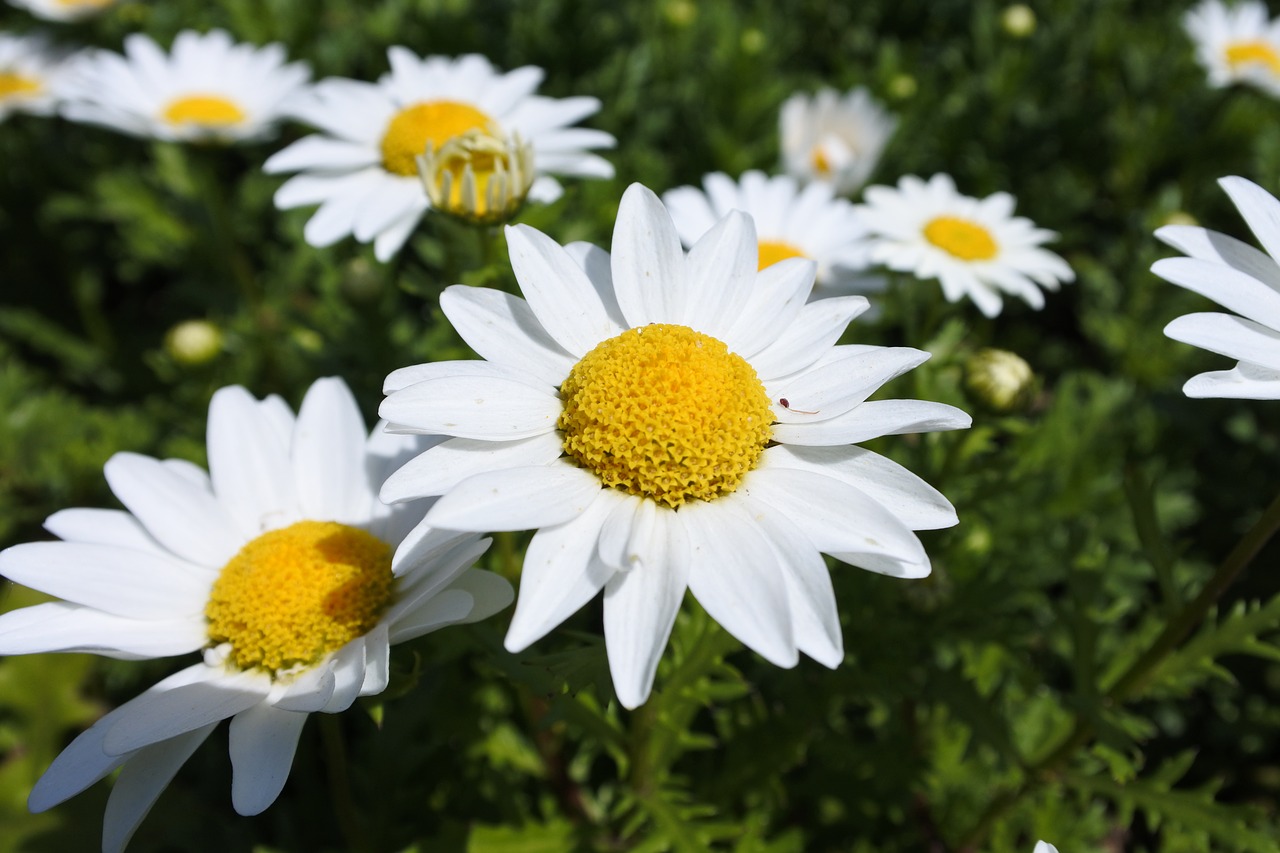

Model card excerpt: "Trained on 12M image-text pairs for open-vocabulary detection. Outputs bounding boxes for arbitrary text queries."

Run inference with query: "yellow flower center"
[558,324,773,509]
[380,100,493,177]
[757,239,807,271]
[0,72,41,100]
[923,216,999,261]
[162,95,247,128]
[419,128,534,225]
[811,146,833,177]
[205,521,394,674]
[57,0,114,7]
[1225,40,1280,74]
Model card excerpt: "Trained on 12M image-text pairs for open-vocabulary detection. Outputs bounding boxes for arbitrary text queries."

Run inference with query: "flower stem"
[319,714,372,853]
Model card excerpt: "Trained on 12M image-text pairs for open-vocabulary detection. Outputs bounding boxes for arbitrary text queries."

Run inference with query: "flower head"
[7,0,119,22]
[379,184,970,709]
[0,377,513,852]
[418,127,535,225]
[663,170,879,295]
[1185,0,1280,96]
[858,173,1074,317]
[779,86,896,195]
[60,30,311,143]
[0,32,69,121]
[264,50,615,261]
[1153,176,1280,399]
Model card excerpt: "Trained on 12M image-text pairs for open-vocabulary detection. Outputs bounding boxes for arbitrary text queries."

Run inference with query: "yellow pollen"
[205,521,394,674]
[923,216,999,261]
[162,95,247,128]
[381,100,493,177]
[1225,40,1280,74]
[558,324,773,509]
[0,72,40,100]
[757,239,808,271]
[811,146,833,177]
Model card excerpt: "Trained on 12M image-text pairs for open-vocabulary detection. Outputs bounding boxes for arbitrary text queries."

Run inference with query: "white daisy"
[378,184,970,709]
[779,86,896,195]
[1152,176,1280,399]
[59,29,311,143]
[0,377,513,853]
[1184,0,1280,97]
[0,32,67,120]
[7,0,120,22]
[263,50,616,262]
[1033,844,1060,853]
[857,173,1074,318]
[662,170,879,295]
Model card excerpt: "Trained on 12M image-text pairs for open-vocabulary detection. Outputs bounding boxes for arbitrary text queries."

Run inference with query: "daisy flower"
[263,50,616,262]
[379,184,970,709]
[662,170,879,295]
[779,86,896,195]
[0,377,513,852]
[857,173,1074,318]
[1153,176,1280,399]
[1034,844,1060,853]
[0,32,68,121]
[1184,0,1280,97]
[7,0,120,22]
[59,29,311,143]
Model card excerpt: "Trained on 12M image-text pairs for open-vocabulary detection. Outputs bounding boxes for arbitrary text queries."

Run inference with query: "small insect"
[778,397,819,415]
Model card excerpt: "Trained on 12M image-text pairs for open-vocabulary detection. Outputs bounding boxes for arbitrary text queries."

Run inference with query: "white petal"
[103,452,241,567]
[1165,311,1280,371]
[425,463,602,531]
[0,542,210,619]
[101,724,217,853]
[747,296,869,379]
[1155,223,1280,291]
[378,375,561,441]
[504,490,621,651]
[0,602,204,659]
[229,703,308,815]
[446,568,515,624]
[682,499,797,667]
[263,136,378,172]
[359,623,390,696]
[723,258,815,357]
[207,386,300,538]
[103,669,271,755]
[772,399,971,446]
[320,641,366,713]
[603,504,690,708]
[610,183,687,327]
[680,211,758,338]
[380,432,565,504]
[273,663,337,713]
[292,377,371,522]
[1221,175,1280,268]
[1152,256,1280,331]
[505,225,620,356]
[43,508,166,555]
[770,347,931,424]
[1184,364,1280,398]
[439,285,576,386]
[388,589,474,644]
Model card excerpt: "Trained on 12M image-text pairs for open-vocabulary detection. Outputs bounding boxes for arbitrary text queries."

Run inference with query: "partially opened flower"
[779,86,896,195]
[0,377,513,852]
[1184,0,1280,97]
[379,184,969,709]
[264,50,615,261]
[60,29,310,143]
[663,170,879,295]
[7,0,119,22]
[858,173,1074,317]
[1153,176,1280,399]
[0,32,68,121]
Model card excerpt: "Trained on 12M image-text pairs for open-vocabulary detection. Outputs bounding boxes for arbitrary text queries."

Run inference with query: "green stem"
[955,486,1280,851]
[319,714,372,853]
[193,147,259,309]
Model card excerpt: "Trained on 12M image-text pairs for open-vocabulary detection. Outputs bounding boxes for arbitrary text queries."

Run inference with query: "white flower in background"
[0,377,513,853]
[379,184,969,709]
[0,32,68,120]
[1033,844,1060,853]
[7,0,119,22]
[1153,176,1280,399]
[1184,0,1280,97]
[858,173,1074,317]
[779,86,896,195]
[59,29,310,143]
[663,170,879,296]
[264,50,616,261]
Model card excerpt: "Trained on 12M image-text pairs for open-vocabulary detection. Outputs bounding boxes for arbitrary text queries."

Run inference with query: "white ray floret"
[857,173,1074,318]
[264,50,616,261]
[1184,0,1280,97]
[380,183,970,710]
[0,377,513,853]
[779,86,896,195]
[1153,175,1280,399]
[663,170,879,296]
[0,32,70,121]
[59,29,311,143]
[7,0,120,22]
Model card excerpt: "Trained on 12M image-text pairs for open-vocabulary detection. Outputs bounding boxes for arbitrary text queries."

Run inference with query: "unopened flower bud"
[662,0,696,27]
[165,320,222,365]
[1001,4,1036,38]
[417,127,534,226]
[888,73,917,100]
[964,348,1036,413]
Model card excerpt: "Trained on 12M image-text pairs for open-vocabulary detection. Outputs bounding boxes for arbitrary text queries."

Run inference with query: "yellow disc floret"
[558,324,773,509]
[205,521,394,674]
[0,72,41,100]
[923,216,999,261]
[162,95,247,127]
[757,239,807,271]
[381,100,493,177]
[1225,40,1280,74]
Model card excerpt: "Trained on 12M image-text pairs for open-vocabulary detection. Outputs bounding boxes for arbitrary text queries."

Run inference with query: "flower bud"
[164,320,222,365]
[964,348,1036,413]
[1001,4,1036,38]
[417,127,534,226]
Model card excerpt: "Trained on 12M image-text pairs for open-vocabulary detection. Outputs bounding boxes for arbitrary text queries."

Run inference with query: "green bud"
[662,0,696,27]
[887,73,917,100]
[1001,4,1036,38]
[964,348,1036,413]
[740,28,766,55]
[164,320,222,366]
